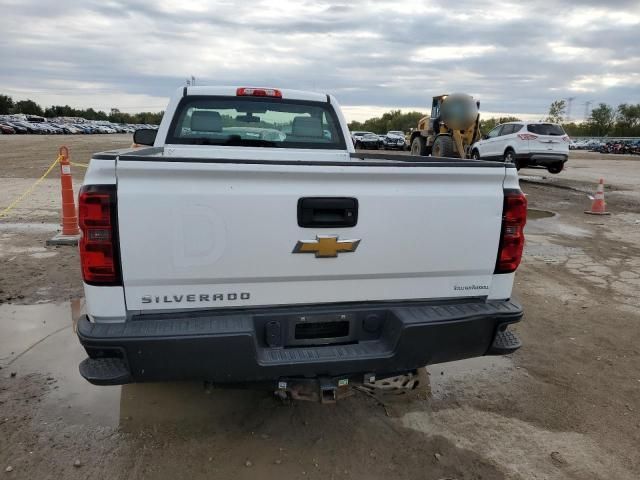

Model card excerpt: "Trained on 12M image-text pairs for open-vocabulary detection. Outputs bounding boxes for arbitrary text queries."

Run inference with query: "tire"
[410,136,427,156]
[547,162,564,174]
[432,135,454,158]
[355,141,362,150]
[471,149,481,160]
[503,148,516,164]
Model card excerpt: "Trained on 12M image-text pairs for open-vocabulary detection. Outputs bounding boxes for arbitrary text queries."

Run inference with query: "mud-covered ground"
[1,135,639,479]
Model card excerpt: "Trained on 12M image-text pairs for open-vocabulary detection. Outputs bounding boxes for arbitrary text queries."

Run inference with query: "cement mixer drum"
[440,94,478,131]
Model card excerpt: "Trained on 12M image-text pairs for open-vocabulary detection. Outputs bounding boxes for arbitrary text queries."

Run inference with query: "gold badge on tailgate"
[292,235,361,258]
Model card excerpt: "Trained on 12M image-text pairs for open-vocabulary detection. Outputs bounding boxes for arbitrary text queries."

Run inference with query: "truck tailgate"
[115,158,506,312]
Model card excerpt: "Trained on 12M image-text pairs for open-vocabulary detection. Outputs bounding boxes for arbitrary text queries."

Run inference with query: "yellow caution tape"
[0,155,62,219]
[70,161,89,168]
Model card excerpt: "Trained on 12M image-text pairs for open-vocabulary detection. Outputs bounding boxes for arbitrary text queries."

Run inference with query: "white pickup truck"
[76,86,526,400]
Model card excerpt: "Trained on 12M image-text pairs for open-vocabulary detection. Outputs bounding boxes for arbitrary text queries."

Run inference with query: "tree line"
[348,110,426,135]
[0,94,163,125]
[3,91,638,136]
[348,110,525,136]
[545,100,640,137]
[346,101,640,138]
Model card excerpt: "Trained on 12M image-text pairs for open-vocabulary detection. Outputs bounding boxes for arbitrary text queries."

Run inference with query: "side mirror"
[133,128,157,146]
[482,134,489,140]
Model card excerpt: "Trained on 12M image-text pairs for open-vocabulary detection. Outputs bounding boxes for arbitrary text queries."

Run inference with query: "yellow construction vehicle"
[409,94,482,158]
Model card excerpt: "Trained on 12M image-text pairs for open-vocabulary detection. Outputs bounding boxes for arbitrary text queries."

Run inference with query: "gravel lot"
[1,135,639,479]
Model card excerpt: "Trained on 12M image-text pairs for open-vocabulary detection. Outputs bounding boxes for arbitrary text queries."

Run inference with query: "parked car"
[586,139,605,151]
[0,123,16,134]
[74,124,95,134]
[51,122,79,134]
[0,116,155,135]
[351,131,368,144]
[382,131,406,150]
[44,123,64,134]
[352,131,381,149]
[12,121,42,134]
[471,121,569,174]
[4,121,28,134]
[32,122,52,134]
[593,140,640,155]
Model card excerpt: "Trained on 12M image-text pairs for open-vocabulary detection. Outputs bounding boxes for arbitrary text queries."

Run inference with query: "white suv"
[471,122,569,174]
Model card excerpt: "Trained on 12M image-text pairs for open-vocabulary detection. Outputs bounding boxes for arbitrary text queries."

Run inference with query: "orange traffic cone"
[46,146,81,245]
[59,146,80,236]
[585,178,610,215]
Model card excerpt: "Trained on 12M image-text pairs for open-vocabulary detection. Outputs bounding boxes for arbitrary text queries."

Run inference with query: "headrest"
[190,110,222,132]
[292,116,323,138]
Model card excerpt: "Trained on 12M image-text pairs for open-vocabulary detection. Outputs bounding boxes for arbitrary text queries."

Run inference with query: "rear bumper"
[517,152,568,166]
[77,299,523,386]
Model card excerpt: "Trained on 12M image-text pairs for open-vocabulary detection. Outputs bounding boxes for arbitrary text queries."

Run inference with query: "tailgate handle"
[297,197,358,228]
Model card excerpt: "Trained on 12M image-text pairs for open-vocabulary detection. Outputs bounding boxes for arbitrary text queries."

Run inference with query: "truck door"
[481,124,503,158]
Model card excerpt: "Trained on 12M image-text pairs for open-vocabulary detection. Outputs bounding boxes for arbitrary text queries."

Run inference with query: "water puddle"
[0,301,276,431]
[0,300,122,427]
[528,208,555,220]
[525,208,591,238]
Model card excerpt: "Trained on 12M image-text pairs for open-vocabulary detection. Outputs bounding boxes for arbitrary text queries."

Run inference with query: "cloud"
[0,0,639,122]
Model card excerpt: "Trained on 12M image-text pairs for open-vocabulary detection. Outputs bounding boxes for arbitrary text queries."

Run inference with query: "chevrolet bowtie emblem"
[292,235,361,258]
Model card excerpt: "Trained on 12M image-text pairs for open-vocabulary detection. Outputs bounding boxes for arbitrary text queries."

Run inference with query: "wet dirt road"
[1,137,639,479]
[4,284,636,480]
[0,300,510,479]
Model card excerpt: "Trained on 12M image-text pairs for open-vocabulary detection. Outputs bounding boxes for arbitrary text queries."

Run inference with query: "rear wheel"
[503,149,523,170]
[503,148,516,164]
[432,135,454,158]
[547,162,564,174]
[410,136,427,156]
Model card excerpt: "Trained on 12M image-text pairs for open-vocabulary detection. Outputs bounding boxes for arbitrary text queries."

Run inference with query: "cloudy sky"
[1,0,639,121]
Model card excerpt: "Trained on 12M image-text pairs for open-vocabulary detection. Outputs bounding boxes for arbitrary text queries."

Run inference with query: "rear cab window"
[167,96,346,149]
[527,123,565,136]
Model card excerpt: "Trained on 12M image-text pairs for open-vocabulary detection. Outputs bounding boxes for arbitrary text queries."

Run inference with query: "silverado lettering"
[141,293,251,304]
[454,284,490,291]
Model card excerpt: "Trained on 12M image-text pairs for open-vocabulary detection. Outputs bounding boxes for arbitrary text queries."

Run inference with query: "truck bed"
[94,146,508,168]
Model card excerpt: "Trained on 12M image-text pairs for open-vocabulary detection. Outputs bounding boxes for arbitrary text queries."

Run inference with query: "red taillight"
[78,185,121,285]
[562,135,570,142]
[517,133,538,140]
[495,190,527,274]
[236,87,282,98]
